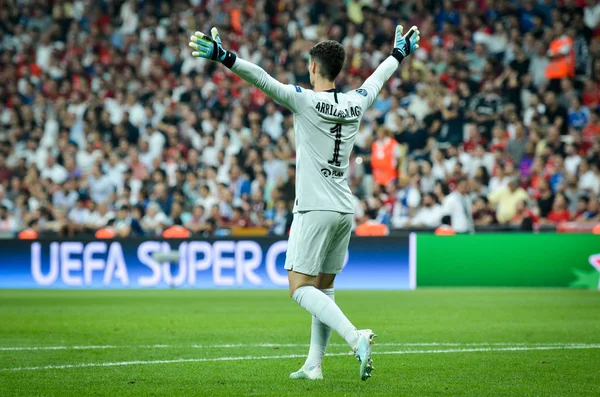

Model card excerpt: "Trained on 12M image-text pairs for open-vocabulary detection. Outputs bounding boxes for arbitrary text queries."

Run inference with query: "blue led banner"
[0,237,414,290]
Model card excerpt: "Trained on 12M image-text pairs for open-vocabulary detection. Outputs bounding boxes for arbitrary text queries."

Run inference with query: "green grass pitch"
[1,289,599,396]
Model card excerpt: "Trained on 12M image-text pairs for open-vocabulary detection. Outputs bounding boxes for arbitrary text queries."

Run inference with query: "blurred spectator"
[41,156,68,185]
[391,176,421,228]
[410,193,443,228]
[575,195,600,222]
[398,115,429,159]
[0,205,17,234]
[266,200,292,236]
[536,178,555,219]
[506,123,527,165]
[472,196,497,226]
[511,199,538,230]
[578,159,600,195]
[544,92,569,135]
[488,177,530,224]
[545,193,572,224]
[141,202,170,236]
[371,127,402,187]
[86,202,114,232]
[468,81,502,141]
[441,178,473,233]
[67,198,90,237]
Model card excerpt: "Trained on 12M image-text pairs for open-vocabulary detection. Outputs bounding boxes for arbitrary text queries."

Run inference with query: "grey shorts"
[284,211,352,276]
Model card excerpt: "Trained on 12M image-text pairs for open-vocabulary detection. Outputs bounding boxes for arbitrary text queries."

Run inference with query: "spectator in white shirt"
[578,159,600,195]
[262,103,284,140]
[443,145,466,175]
[488,163,511,194]
[564,144,581,176]
[0,205,17,234]
[407,85,430,122]
[119,0,139,35]
[202,134,219,167]
[411,193,444,228]
[112,205,132,238]
[40,155,68,184]
[468,144,495,177]
[442,178,474,233]
[88,165,114,204]
[52,179,79,212]
[35,33,53,71]
[391,176,421,228]
[263,148,287,186]
[342,23,365,49]
[86,202,115,231]
[141,202,170,236]
[67,198,89,236]
[77,141,102,175]
[138,140,156,171]
[104,152,128,193]
[146,127,166,158]
[585,1,600,29]
[195,185,218,211]
[431,149,447,180]
[419,160,436,194]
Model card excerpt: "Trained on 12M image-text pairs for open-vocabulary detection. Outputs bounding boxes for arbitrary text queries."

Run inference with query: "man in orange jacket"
[545,22,575,81]
[371,126,402,187]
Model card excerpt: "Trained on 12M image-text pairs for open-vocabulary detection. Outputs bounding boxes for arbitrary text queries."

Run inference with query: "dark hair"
[456,177,468,186]
[441,215,452,226]
[424,192,437,203]
[309,40,345,81]
[520,217,534,231]
[477,166,490,186]
[436,180,450,196]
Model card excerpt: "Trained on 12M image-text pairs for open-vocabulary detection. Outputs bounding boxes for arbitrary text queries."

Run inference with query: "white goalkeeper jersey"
[231,56,400,214]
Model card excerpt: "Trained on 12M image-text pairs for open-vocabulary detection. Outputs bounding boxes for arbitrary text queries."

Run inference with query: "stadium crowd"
[1,0,600,237]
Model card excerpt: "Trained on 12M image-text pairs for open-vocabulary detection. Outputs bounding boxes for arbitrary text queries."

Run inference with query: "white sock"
[303,288,334,368]
[292,286,359,349]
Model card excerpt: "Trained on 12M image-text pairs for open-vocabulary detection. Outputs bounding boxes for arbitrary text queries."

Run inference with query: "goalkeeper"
[189,25,420,381]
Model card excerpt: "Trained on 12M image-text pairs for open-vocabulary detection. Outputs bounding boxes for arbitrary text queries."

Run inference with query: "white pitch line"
[0,342,590,352]
[2,344,600,372]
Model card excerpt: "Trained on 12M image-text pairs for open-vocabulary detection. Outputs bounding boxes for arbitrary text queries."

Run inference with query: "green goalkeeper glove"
[189,27,237,68]
[391,25,421,64]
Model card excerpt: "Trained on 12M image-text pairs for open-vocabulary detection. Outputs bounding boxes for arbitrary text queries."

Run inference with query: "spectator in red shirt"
[581,78,600,109]
[511,199,539,228]
[545,193,572,223]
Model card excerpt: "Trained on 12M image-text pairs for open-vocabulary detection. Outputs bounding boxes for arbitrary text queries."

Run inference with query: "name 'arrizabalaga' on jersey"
[315,102,362,119]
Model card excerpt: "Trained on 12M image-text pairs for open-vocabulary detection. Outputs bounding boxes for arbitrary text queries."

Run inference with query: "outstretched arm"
[359,57,402,108]
[230,58,305,113]
[189,28,305,113]
[357,25,420,108]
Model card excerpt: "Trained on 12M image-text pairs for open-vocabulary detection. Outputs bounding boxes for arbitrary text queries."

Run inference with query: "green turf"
[0,289,599,396]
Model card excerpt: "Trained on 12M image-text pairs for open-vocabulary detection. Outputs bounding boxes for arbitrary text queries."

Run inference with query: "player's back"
[292,87,367,214]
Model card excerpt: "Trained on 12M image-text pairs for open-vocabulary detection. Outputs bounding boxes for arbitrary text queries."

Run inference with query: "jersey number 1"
[328,123,342,167]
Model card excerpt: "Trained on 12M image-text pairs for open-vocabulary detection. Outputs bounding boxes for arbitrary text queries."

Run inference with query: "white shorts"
[284,211,353,276]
